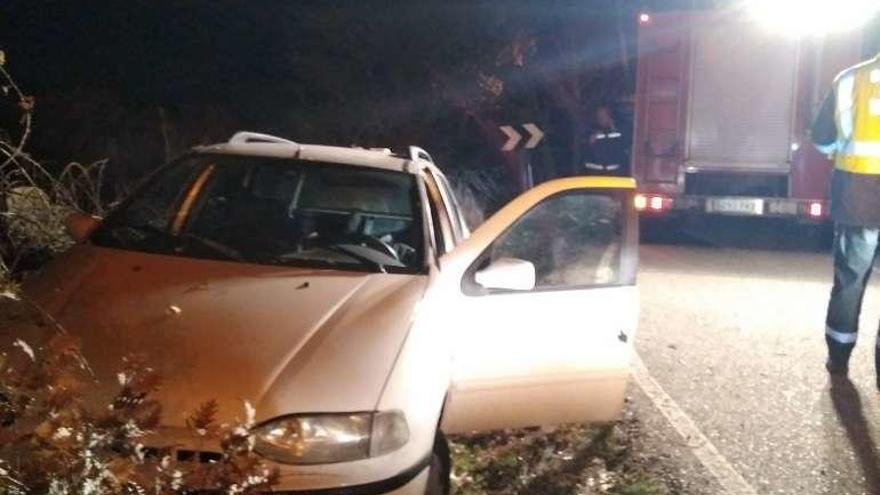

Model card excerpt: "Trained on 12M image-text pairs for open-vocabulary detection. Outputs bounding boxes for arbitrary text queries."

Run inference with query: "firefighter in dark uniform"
[582,105,631,177]
[811,52,880,385]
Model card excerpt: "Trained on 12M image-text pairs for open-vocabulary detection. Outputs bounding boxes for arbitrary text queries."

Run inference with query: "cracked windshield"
[91,157,425,273]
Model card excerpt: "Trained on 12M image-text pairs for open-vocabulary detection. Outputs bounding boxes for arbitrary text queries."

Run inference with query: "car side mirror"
[66,212,101,243]
[474,257,536,291]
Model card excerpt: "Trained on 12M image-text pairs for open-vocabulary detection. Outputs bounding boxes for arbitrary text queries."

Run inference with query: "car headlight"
[253,410,409,464]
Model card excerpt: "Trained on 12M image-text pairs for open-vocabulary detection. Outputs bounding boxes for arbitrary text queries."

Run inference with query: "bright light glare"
[635,194,670,212]
[639,13,651,24]
[746,0,880,37]
[634,194,648,210]
[809,202,823,217]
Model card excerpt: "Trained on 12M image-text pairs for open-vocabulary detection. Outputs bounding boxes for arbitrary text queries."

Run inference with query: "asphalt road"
[635,218,880,495]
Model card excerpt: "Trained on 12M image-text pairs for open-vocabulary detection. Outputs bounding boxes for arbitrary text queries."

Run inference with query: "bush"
[0,51,116,284]
[0,296,279,494]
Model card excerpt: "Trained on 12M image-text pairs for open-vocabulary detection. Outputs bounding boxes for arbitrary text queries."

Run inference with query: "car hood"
[22,246,428,426]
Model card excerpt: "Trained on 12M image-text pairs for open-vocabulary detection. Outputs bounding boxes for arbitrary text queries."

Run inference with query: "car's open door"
[438,177,638,433]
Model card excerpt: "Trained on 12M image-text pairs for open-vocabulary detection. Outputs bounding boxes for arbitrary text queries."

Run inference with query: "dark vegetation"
[0,0,645,231]
[0,297,280,494]
[0,0,660,284]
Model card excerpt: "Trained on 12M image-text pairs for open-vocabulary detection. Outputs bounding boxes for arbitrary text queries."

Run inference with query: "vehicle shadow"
[830,376,880,493]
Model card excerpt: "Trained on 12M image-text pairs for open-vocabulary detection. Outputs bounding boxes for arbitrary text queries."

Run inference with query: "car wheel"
[424,432,451,495]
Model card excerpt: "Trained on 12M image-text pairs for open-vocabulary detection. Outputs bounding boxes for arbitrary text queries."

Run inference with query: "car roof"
[192,131,438,175]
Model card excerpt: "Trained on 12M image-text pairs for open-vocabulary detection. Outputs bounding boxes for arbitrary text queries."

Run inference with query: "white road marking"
[633,354,758,495]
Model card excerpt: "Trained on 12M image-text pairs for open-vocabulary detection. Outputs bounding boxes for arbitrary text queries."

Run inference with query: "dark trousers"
[826,224,880,368]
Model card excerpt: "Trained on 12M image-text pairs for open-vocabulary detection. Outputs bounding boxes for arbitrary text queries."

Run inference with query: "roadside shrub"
[0,296,279,494]
[0,51,115,282]
[1,160,111,272]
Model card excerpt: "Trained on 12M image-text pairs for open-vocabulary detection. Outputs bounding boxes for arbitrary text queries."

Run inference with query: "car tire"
[424,432,451,495]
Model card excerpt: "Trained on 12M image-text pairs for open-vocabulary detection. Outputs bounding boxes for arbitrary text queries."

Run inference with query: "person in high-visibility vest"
[812,52,880,383]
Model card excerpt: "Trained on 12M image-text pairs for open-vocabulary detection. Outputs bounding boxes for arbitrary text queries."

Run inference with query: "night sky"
[0,0,739,101]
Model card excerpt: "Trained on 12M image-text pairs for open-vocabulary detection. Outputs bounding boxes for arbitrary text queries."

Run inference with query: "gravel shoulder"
[449,384,721,495]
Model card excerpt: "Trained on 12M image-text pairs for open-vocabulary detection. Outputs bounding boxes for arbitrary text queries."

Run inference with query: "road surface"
[635,219,880,495]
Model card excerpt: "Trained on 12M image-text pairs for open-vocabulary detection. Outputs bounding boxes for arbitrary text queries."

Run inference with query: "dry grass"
[450,423,671,495]
[0,296,280,494]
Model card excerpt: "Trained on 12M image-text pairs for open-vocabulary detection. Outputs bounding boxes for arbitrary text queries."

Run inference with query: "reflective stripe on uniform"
[592,132,622,141]
[583,162,620,171]
[851,141,880,157]
[836,73,856,141]
[826,326,857,345]
[837,140,880,174]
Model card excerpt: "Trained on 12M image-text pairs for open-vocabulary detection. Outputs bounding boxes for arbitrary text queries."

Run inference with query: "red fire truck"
[632,10,863,227]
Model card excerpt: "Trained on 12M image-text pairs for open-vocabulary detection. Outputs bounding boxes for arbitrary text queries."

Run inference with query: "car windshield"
[90,155,426,274]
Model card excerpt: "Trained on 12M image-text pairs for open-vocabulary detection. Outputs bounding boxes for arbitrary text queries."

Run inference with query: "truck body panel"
[687,13,798,173]
[633,11,863,220]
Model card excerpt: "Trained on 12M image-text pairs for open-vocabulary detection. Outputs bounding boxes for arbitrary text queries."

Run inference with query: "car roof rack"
[408,146,434,164]
[229,131,297,146]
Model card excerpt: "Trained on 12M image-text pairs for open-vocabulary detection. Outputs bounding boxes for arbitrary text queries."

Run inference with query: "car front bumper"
[265,451,432,495]
[269,465,429,495]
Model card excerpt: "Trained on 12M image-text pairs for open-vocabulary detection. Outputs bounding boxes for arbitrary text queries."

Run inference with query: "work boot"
[826,358,849,376]
[827,336,854,376]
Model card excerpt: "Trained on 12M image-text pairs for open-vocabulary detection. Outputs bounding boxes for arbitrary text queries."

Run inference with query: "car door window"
[476,190,635,292]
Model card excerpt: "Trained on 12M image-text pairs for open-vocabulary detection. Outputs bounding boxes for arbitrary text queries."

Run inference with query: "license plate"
[705,198,765,216]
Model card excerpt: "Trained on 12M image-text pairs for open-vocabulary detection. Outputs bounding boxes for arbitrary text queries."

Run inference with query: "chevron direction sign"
[499,123,544,152]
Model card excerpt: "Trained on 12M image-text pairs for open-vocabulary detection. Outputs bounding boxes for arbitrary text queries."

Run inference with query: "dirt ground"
[449,390,719,495]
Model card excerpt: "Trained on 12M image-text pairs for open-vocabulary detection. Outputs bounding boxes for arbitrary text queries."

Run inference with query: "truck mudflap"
[634,193,828,221]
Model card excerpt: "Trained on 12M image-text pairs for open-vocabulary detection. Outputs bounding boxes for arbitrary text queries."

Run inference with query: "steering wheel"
[340,211,400,260]
[341,233,400,260]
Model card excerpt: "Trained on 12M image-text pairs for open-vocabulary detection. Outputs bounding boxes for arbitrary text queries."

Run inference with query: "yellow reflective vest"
[834,55,880,175]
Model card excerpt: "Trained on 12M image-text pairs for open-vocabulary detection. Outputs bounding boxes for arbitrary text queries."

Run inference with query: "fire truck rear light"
[809,202,823,218]
[635,194,670,212]
[639,12,651,24]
